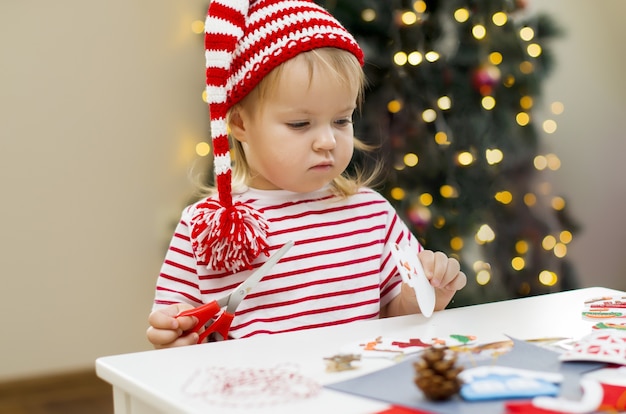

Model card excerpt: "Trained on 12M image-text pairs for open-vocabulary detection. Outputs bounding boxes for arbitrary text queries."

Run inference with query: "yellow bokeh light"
[534,155,548,170]
[388,100,403,113]
[524,193,537,206]
[450,237,464,251]
[419,193,433,206]
[486,148,503,165]
[402,11,418,25]
[476,224,496,243]
[472,24,487,39]
[515,240,529,254]
[435,131,450,145]
[202,90,208,103]
[539,270,558,287]
[457,151,474,166]
[489,52,503,65]
[516,112,530,126]
[543,120,557,134]
[503,75,515,87]
[560,231,573,244]
[492,12,508,26]
[454,8,470,22]
[520,27,535,41]
[425,51,440,62]
[476,269,491,285]
[362,8,376,22]
[546,153,561,170]
[551,101,565,115]
[440,185,458,198]
[390,187,406,200]
[520,96,533,110]
[404,153,419,167]
[408,51,423,65]
[413,1,427,13]
[527,43,542,58]
[554,243,567,258]
[552,196,566,211]
[191,20,205,34]
[422,108,437,122]
[196,142,211,157]
[520,61,534,74]
[482,96,496,110]
[495,191,513,204]
[434,216,446,228]
[437,96,452,110]
[511,257,525,271]
[473,260,490,272]
[394,51,408,65]
[542,235,557,250]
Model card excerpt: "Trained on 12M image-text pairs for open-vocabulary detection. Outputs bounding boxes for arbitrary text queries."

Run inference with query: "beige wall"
[533,1,626,291]
[1,1,624,381]
[0,1,208,380]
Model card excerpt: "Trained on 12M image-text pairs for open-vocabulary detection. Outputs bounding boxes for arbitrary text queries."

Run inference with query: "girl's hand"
[417,250,467,311]
[146,303,199,348]
[382,250,466,318]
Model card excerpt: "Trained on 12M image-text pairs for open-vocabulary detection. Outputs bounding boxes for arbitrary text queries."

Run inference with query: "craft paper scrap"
[592,322,626,331]
[454,337,571,366]
[340,334,478,360]
[584,296,626,308]
[582,295,626,322]
[559,330,626,365]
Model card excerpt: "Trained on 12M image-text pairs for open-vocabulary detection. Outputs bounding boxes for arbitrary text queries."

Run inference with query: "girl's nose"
[313,126,336,151]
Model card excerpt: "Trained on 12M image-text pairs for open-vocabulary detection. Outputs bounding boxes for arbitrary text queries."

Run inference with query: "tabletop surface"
[96,286,625,414]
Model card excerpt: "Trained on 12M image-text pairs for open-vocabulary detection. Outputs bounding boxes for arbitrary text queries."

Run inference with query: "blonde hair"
[198,48,382,197]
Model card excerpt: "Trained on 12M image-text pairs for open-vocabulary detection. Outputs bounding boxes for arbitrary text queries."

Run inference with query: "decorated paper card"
[458,366,562,401]
[582,295,626,322]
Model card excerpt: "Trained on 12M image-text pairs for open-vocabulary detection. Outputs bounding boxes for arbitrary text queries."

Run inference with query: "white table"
[96,286,624,414]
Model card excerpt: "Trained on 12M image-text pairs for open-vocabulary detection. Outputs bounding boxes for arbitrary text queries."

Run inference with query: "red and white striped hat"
[190,0,364,272]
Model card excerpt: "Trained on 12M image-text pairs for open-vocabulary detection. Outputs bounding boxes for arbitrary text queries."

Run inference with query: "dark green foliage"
[317,0,578,305]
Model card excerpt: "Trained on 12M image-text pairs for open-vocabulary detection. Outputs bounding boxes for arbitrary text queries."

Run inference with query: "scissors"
[178,240,294,343]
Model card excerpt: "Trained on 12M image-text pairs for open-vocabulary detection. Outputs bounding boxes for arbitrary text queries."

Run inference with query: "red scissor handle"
[177,301,235,343]
[198,311,234,343]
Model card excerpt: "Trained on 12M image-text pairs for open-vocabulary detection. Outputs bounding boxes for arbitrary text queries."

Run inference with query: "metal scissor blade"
[225,240,294,313]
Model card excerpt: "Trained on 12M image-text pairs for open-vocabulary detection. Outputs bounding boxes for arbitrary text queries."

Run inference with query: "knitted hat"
[190,0,364,272]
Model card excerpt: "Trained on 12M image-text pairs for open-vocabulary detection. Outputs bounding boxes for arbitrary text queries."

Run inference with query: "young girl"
[147,0,466,348]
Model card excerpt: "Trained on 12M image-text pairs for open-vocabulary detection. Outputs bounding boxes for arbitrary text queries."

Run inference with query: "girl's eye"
[335,118,353,127]
[287,121,309,129]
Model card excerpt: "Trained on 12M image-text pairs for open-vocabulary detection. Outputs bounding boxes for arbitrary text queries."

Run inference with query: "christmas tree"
[316,0,580,306]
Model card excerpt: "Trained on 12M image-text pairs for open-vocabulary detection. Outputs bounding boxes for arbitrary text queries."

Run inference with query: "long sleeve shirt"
[153,186,422,339]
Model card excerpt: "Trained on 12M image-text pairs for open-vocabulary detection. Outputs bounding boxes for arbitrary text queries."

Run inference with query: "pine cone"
[414,346,463,401]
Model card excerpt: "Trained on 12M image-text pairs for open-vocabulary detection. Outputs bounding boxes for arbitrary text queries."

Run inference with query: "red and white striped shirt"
[153,186,422,339]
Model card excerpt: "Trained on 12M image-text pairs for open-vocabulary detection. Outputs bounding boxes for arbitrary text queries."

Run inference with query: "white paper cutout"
[390,243,436,317]
[559,330,626,365]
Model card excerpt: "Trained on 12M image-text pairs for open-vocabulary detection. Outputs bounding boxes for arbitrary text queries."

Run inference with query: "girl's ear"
[229,107,247,143]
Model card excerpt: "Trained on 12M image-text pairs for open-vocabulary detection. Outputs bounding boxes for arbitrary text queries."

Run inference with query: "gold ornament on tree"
[414,346,464,400]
